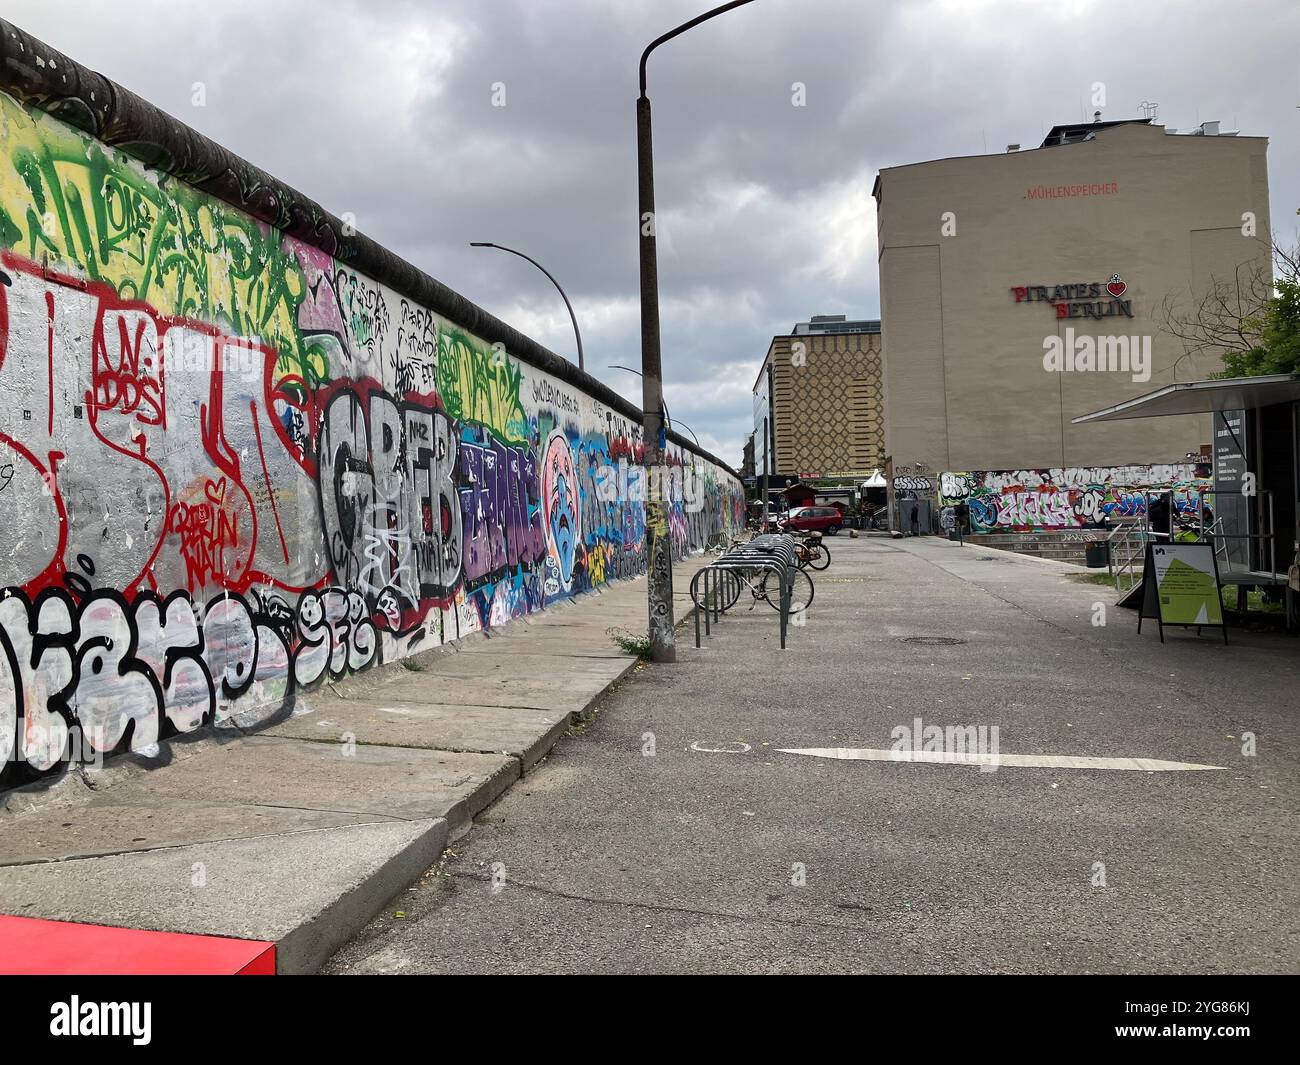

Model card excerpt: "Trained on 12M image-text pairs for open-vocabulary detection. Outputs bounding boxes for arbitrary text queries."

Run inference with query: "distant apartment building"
[873,117,1271,474]
[750,315,885,481]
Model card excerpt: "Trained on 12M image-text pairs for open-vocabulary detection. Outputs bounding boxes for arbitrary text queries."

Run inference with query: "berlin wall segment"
[0,32,743,793]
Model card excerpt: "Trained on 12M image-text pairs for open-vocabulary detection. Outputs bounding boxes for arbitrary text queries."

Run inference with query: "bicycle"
[692,560,814,615]
[710,532,752,558]
[793,533,831,571]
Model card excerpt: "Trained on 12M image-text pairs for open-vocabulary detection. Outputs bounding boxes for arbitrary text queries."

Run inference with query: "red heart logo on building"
[1106,274,1127,298]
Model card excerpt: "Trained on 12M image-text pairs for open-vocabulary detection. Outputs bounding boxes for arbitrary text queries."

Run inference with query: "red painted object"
[781,506,843,534]
[0,915,275,975]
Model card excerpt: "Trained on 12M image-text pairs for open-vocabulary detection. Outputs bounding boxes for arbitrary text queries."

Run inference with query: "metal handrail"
[1106,516,1151,595]
[1107,489,1288,592]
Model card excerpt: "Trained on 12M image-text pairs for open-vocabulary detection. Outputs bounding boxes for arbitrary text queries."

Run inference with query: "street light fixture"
[469,241,585,372]
[607,364,700,445]
[636,0,759,663]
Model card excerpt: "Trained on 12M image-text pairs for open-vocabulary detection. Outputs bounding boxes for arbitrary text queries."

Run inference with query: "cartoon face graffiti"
[541,431,580,591]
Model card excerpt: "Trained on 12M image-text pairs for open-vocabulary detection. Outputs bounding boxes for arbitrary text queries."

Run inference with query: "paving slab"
[0,796,397,866]
[400,650,633,679]
[0,818,449,974]
[100,736,518,832]
[342,667,635,716]
[459,633,631,658]
[265,697,573,771]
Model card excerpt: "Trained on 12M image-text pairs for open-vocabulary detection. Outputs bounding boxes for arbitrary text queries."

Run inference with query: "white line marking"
[775,748,1224,772]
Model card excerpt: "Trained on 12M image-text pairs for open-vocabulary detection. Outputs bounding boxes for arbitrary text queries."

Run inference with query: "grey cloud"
[8,0,1297,465]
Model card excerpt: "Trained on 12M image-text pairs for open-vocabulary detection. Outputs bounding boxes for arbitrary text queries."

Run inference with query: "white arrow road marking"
[776,748,1224,771]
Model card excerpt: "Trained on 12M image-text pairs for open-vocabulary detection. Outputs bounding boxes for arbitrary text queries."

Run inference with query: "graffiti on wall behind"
[937,466,1212,533]
[0,92,744,789]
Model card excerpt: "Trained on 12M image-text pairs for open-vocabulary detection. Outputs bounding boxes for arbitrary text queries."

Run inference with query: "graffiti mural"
[541,430,580,594]
[937,466,1213,533]
[0,90,743,791]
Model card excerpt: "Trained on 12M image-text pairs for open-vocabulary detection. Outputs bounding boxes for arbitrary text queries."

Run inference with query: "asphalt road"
[325,534,1300,974]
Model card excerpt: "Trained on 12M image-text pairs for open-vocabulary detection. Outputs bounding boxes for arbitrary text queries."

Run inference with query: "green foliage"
[1214,279,1300,378]
[607,627,652,659]
[1221,586,1284,615]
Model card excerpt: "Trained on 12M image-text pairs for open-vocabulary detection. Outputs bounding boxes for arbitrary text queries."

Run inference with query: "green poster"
[1150,544,1224,626]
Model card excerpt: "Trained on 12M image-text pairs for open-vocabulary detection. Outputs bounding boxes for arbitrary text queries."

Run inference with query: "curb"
[282,573,709,969]
[276,818,450,975]
[0,557,714,975]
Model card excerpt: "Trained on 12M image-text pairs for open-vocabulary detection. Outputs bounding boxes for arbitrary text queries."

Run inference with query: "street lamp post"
[469,241,585,372]
[637,0,758,663]
[607,364,701,445]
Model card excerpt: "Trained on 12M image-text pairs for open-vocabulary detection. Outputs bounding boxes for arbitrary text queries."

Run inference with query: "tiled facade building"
[751,316,885,480]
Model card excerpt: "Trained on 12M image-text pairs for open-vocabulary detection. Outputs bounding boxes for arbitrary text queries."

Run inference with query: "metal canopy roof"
[1071,375,1300,424]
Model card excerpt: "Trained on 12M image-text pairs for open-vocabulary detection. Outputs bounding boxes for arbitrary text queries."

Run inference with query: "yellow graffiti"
[0,92,310,382]
[436,328,529,445]
[584,542,612,587]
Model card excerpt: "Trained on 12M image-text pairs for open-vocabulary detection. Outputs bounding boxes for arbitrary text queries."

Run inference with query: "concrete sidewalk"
[0,555,712,973]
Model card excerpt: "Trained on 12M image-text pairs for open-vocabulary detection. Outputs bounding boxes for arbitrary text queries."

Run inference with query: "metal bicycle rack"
[690,533,801,649]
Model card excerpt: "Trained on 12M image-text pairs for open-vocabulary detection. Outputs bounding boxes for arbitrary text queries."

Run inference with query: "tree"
[1161,239,1300,379]
[1216,277,1300,377]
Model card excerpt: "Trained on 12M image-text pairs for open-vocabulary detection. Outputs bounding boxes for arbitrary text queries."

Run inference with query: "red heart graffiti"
[1106,277,1127,298]
[205,477,228,505]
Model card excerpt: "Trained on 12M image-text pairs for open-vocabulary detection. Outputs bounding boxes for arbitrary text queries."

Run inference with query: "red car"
[781,505,843,534]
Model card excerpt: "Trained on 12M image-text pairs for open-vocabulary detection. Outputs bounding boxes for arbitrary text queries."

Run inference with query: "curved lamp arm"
[639,0,760,97]
[470,241,584,372]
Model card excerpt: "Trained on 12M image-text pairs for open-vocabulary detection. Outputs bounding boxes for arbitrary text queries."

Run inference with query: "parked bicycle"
[793,532,831,570]
[691,554,814,615]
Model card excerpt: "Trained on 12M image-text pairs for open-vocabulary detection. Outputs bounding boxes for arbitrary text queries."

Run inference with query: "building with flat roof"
[873,117,1271,474]
[750,315,884,482]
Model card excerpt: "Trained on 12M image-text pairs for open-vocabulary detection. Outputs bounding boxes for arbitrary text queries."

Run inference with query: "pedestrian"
[1148,493,1171,540]
[909,501,920,537]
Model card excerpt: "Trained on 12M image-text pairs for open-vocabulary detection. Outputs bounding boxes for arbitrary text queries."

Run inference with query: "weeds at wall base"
[606,627,652,659]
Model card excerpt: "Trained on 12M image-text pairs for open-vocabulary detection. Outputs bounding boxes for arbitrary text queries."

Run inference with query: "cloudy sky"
[9,0,1298,463]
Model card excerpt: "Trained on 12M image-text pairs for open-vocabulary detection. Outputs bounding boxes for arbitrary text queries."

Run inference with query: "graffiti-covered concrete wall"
[937,466,1211,533]
[0,25,742,792]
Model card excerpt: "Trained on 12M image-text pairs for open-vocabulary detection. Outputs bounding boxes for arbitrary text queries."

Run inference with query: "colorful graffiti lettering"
[938,466,1212,533]
[0,90,743,792]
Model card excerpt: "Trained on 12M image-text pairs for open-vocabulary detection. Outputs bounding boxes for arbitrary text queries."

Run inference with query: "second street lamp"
[607,364,701,445]
[469,241,585,372]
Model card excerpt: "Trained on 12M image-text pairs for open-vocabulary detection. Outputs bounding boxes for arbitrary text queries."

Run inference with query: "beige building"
[874,118,1271,472]
[751,316,885,480]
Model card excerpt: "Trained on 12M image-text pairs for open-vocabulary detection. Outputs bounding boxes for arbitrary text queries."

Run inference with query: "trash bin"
[1084,541,1108,569]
